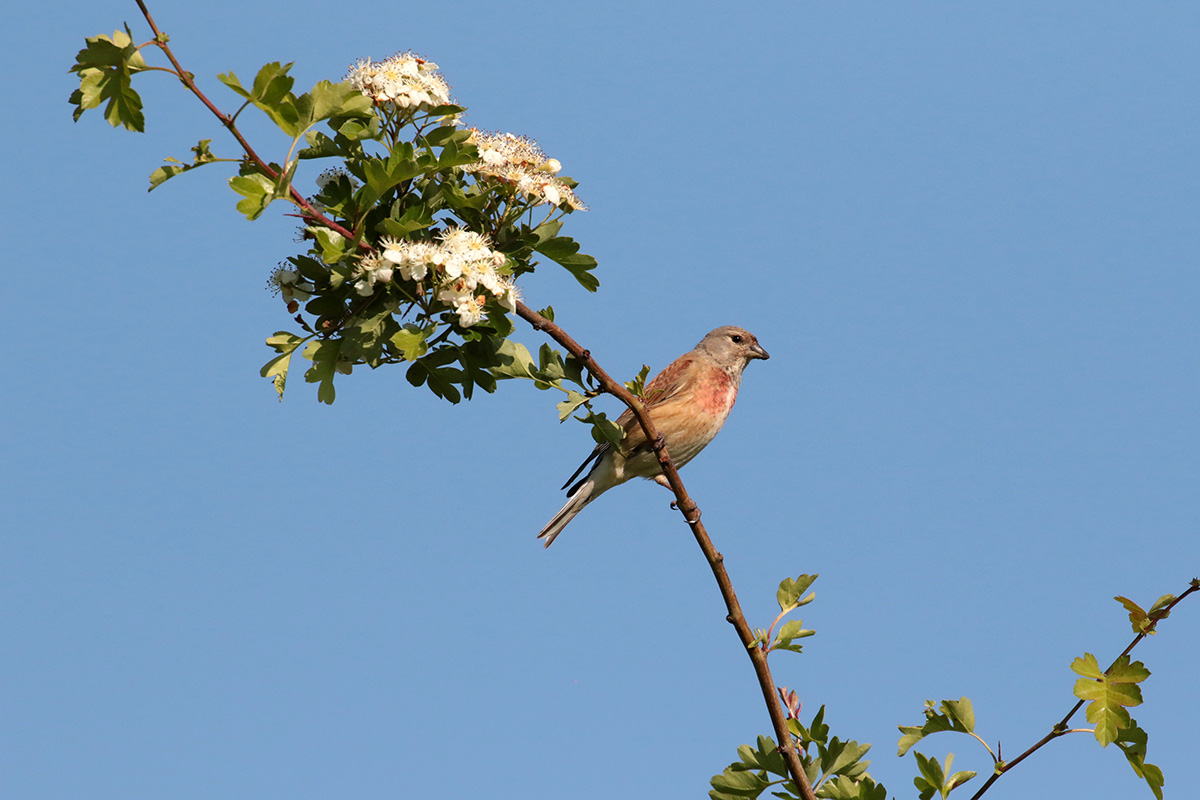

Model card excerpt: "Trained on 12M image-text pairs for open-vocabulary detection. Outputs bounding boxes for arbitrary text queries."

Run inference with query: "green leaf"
[149,139,218,190]
[532,218,564,245]
[773,619,815,653]
[557,390,590,422]
[299,130,340,159]
[260,331,306,400]
[1114,724,1164,800]
[389,325,429,361]
[818,775,888,800]
[942,698,975,735]
[897,700,975,757]
[249,62,300,135]
[491,339,538,380]
[913,753,945,800]
[534,235,599,291]
[216,70,251,99]
[1115,592,1175,635]
[378,202,435,237]
[777,574,818,612]
[538,343,567,382]
[302,339,341,404]
[308,226,349,264]
[580,410,623,447]
[1115,596,1151,634]
[266,331,306,353]
[1072,654,1150,746]
[406,356,462,404]
[229,172,276,220]
[819,737,872,780]
[945,770,976,793]
[624,364,651,397]
[358,146,422,209]
[300,80,363,126]
[805,706,830,746]
[69,28,146,131]
[709,765,771,798]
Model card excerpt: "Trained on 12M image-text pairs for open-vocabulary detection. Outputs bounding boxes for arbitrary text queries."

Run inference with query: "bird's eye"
[731,334,743,343]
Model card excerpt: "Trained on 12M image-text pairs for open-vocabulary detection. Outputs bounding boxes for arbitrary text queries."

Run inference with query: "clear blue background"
[5,2,1198,798]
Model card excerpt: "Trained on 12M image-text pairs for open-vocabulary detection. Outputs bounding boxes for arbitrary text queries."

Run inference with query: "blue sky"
[5,2,1198,798]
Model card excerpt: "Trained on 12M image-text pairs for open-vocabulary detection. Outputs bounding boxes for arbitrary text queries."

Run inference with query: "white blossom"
[347,52,451,112]
[268,263,314,302]
[464,130,586,210]
[374,228,519,327]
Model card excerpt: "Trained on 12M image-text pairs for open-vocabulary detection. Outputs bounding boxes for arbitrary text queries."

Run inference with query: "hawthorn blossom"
[352,252,394,296]
[465,130,586,210]
[378,228,518,327]
[268,262,314,302]
[347,52,451,112]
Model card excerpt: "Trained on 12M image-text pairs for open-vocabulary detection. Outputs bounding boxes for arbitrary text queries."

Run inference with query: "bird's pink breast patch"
[697,369,738,415]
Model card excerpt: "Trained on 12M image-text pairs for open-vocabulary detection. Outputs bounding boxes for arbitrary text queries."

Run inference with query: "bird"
[538,326,769,547]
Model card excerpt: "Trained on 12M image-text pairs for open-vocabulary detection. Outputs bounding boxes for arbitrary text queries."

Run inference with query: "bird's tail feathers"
[537,479,596,548]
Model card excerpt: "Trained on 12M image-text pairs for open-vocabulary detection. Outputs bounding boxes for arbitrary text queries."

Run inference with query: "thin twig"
[965,581,1198,800]
[515,302,818,800]
[133,0,357,243]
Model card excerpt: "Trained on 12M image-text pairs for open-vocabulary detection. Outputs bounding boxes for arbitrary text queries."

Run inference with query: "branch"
[515,302,818,800]
[966,580,1199,800]
[133,0,358,243]
[125,8,809,793]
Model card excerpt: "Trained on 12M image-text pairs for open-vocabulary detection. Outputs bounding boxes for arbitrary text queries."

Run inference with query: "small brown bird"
[538,326,769,546]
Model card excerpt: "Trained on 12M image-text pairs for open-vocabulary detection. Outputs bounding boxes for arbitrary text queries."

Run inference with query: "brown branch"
[516,302,817,800]
[133,0,358,244]
[966,581,1199,800]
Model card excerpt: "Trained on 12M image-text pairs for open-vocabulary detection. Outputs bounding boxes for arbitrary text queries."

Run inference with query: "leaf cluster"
[749,575,817,655]
[710,708,882,800]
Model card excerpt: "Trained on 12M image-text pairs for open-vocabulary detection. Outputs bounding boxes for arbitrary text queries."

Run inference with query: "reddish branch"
[516,303,818,800]
[134,0,356,243]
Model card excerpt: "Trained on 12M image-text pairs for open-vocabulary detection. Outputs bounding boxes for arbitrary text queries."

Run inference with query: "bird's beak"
[749,343,770,360]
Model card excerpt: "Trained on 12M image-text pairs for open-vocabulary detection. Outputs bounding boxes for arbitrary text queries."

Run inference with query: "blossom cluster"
[465,131,586,210]
[347,52,451,112]
[350,228,519,327]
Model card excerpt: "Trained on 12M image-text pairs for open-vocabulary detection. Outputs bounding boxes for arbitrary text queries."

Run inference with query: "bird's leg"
[650,434,667,452]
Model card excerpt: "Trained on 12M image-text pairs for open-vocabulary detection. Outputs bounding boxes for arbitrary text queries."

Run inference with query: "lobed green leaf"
[897,699,976,756]
[1072,654,1149,746]
[777,574,818,612]
[229,172,276,220]
[534,235,599,291]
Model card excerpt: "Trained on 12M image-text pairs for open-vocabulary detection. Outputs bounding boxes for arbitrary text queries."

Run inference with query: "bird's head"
[697,326,770,371]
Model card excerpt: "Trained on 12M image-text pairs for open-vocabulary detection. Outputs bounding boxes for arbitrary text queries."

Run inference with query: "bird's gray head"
[696,326,770,371]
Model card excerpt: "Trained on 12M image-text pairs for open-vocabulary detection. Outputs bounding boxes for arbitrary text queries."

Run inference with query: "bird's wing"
[559,355,704,492]
[640,355,697,408]
[612,354,701,454]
